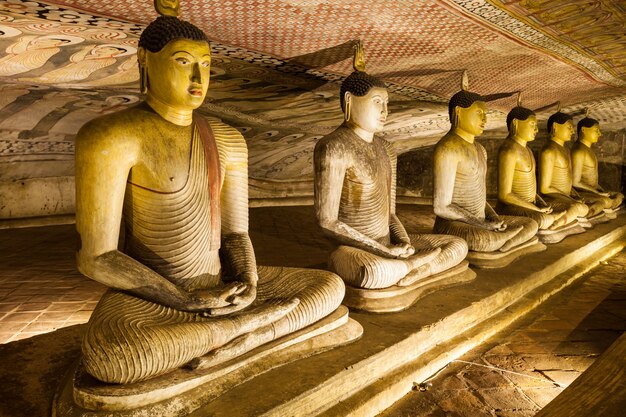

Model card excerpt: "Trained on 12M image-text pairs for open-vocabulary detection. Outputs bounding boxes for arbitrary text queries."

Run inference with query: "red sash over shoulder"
[193,114,221,251]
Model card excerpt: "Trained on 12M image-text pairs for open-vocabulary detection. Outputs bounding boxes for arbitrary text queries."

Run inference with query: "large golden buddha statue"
[313,45,472,312]
[496,100,585,243]
[572,112,623,213]
[433,78,542,268]
[538,110,604,222]
[73,6,350,390]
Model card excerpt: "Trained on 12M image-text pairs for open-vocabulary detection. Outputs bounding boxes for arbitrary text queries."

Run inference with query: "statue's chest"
[516,148,535,172]
[458,144,485,178]
[553,147,571,169]
[130,136,195,192]
[345,142,389,185]
[585,150,597,168]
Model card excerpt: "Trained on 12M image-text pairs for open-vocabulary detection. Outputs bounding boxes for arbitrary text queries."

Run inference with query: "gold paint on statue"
[154,0,180,17]
[538,113,604,220]
[572,115,623,211]
[433,80,541,266]
[75,14,346,385]
[496,100,586,243]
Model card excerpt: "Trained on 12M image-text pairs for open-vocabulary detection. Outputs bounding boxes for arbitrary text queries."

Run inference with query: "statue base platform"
[465,237,547,269]
[53,306,362,417]
[343,261,476,313]
[589,211,610,225]
[603,206,623,220]
[537,221,587,244]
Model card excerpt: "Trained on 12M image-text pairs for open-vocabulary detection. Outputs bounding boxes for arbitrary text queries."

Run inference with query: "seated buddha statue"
[74,11,348,386]
[313,44,471,312]
[433,80,542,268]
[496,102,585,243]
[538,111,604,221]
[572,113,623,213]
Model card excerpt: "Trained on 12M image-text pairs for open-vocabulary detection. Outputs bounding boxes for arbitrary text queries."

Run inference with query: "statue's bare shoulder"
[75,105,153,158]
[314,126,355,163]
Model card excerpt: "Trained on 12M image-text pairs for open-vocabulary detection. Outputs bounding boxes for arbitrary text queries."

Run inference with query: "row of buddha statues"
[64,3,623,412]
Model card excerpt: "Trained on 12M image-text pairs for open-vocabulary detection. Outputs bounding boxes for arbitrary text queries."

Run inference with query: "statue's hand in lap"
[388,243,415,259]
[187,282,250,311]
[483,218,507,232]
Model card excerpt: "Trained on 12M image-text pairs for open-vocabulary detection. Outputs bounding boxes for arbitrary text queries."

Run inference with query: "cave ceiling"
[0,0,624,182]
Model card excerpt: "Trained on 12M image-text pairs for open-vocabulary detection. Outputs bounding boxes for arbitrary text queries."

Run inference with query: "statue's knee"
[319,270,346,299]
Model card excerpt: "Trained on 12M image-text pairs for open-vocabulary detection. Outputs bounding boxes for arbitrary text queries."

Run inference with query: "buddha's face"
[455,101,487,136]
[581,123,601,144]
[514,115,538,142]
[93,46,125,58]
[346,86,388,133]
[552,120,574,142]
[142,39,211,110]
[31,37,68,49]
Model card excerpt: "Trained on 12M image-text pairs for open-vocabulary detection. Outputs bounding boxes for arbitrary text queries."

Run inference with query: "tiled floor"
[381,247,626,417]
[0,205,434,344]
[0,225,105,343]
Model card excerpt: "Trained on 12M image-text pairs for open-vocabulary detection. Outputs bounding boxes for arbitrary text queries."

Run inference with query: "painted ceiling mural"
[0,0,624,194]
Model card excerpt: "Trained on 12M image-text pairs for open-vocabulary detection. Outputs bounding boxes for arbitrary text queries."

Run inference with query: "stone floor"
[381,247,626,417]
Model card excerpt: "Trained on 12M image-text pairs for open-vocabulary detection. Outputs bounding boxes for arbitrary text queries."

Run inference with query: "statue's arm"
[498,149,541,211]
[433,145,487,226]
[314,140,399,258]
[387,144,411,245]
[216,126,257,282]
[74,123,230,312]
[538,147,563,196]
[214,124,258,311]
[572,149,603,195]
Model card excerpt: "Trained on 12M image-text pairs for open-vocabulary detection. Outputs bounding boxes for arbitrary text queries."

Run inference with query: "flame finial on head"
[516,91,522,107]
[461,70,469,92]
[154,0,180,17]
[353,40,366,72]
[585,107,590,118]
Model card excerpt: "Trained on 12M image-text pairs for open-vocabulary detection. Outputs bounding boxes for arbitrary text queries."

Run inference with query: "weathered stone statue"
[538,110,604,222]
[314,44,472,312]
[71,3,355,400]
[496,100,585,243]
[433,76,543,268]
[572,112,623,214]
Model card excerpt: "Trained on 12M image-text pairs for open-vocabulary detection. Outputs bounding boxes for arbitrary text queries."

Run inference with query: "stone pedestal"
[465,237,546,269]
[53,306,362,417]
[343,261,476,313]
[537,221,586,244]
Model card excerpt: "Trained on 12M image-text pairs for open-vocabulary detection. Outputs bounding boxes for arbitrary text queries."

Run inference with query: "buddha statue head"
[506,101,537,143]
[547,110,574,143]
[577,111,601,145]
[339,42,388,136]
[137,10,211,118]
[448,72,487,137]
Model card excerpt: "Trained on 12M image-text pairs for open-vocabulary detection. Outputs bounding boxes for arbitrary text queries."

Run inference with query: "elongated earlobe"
[344,92,351,122]
[137,48,148,94]
[139,64,148,94]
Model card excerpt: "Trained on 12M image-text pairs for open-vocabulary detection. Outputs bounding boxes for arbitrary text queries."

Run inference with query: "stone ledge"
[190,214,626,416]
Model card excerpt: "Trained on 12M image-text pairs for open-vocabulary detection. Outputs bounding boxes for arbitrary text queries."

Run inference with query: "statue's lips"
[188,86,203,97]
